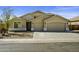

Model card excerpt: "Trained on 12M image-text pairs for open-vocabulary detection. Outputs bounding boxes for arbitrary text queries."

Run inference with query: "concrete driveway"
[33,32,79,42]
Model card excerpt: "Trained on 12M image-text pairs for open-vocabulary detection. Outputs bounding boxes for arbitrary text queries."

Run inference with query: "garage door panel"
[47,22,65,32]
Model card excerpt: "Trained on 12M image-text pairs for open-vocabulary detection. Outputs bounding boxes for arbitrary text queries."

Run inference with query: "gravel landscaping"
[1,32,33,39]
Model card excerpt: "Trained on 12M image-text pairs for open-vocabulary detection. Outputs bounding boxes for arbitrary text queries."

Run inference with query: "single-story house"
[69,16,79,30]
[8,11,69,32]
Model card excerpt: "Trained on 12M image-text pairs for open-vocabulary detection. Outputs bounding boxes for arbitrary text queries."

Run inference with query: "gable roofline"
[44,13,69,21]
[19,10,46,18]
[32,10,46,14]
[55,14,69,21]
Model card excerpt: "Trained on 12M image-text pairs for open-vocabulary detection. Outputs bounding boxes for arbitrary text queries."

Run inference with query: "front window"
[14,22,20,28]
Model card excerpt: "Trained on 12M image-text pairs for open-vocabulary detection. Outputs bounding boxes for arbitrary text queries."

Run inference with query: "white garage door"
[47,22,66,32]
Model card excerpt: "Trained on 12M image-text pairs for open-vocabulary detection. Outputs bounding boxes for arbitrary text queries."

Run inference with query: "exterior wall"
[32,22,43,31]
[32,19,44,31]
[9,28,26,31]
[21,12,46,20]
[22,15,33,20]
[9,18,26,31]
[45,16,67,23]
[32,12,45,17]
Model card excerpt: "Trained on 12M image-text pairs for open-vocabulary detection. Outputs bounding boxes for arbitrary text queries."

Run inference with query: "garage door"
[47,22,66,32]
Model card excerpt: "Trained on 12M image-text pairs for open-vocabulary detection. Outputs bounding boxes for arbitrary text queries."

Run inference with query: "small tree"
[1,7,13,34]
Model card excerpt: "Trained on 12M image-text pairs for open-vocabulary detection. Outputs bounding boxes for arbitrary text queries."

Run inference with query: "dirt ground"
[1,32,34,39]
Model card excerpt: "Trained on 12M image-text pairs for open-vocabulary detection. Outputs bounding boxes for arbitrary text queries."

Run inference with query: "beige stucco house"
[9,11,68,32]
[69,16,79,30]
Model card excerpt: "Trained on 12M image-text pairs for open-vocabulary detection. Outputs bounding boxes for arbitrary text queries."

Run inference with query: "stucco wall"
[45,16,67,23]
[32,20,44,31]
[9,18,26,31]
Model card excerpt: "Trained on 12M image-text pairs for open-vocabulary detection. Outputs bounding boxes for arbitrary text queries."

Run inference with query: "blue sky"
[0,6,79,19]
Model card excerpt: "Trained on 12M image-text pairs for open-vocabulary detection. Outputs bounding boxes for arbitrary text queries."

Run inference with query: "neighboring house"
[69,16,79,30]
[9,11,68,32]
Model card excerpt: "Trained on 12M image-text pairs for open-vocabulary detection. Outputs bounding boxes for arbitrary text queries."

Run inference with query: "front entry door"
[26,22,31,31]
